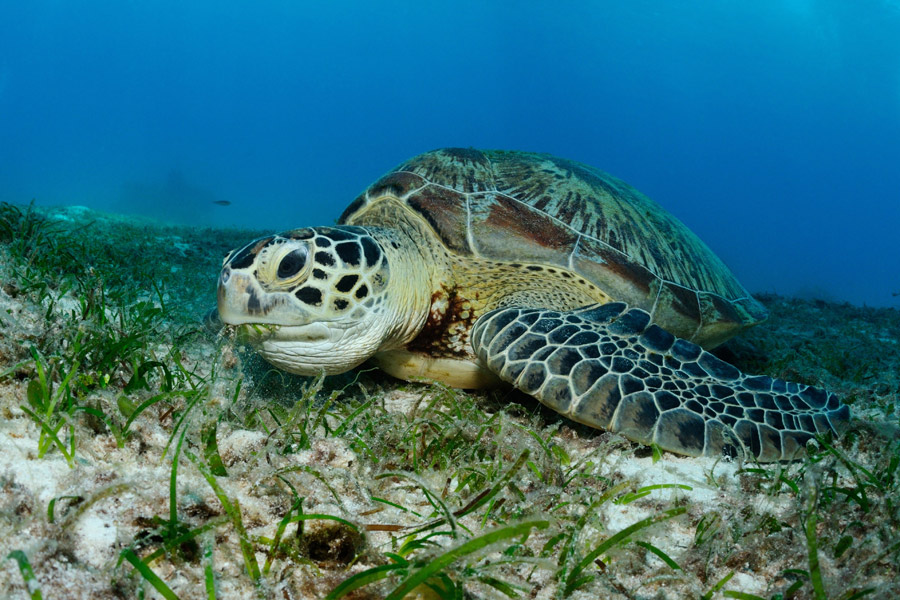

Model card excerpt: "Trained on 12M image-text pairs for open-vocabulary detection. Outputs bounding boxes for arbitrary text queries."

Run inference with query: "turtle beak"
[217,266,280,326]
[217,265,315,327]
[217,266,256,325]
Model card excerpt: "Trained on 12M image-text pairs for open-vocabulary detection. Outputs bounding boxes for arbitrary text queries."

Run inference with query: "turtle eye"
[277,247,308,280]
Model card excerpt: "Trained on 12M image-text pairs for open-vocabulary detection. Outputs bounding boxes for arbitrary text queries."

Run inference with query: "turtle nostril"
[220,267,231,285]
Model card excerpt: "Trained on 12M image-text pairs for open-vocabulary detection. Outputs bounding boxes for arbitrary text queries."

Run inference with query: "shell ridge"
[689,291,704,342]
[465,194,477,256]
[388,170,431,199]
[649,278,664,322]
[568,234,581,272]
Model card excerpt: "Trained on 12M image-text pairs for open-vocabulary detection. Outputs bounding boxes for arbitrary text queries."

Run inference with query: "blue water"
[1,1,899,307]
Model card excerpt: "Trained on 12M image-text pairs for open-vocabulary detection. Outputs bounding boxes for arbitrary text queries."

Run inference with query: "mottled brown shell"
[339,148,766,346]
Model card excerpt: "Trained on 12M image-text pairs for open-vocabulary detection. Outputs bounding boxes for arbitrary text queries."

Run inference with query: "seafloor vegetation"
[0,201,897,600]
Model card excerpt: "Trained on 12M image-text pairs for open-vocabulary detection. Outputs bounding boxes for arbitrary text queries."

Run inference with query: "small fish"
[213,200,231,206]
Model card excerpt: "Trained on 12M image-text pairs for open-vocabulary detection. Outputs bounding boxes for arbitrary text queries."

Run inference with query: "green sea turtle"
[217,148,849,462]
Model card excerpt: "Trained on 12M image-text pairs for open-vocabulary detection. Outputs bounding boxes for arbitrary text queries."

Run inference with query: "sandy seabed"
[1,205,898,599]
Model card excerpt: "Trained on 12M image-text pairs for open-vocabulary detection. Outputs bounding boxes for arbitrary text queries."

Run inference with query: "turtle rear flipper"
[471,303,850,462]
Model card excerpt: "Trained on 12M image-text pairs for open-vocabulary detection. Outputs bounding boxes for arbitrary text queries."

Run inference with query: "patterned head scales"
[217,226,391,374]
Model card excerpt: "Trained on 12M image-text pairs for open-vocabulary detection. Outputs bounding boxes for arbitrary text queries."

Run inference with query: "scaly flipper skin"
[471,303,850,462]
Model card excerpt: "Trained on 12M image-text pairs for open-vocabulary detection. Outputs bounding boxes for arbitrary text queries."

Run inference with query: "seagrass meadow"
[0,202,898,599]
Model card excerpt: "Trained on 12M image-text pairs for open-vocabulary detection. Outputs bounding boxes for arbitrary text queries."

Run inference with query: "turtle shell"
[340,148,766,347]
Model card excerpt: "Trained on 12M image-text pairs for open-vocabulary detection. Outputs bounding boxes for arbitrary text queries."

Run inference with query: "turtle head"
[217,225,395,375]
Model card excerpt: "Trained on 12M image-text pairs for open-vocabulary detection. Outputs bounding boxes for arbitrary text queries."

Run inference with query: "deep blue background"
[1,1,899,306]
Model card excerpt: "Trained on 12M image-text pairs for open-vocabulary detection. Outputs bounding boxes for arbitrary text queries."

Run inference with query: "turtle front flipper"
[470,303,850,462]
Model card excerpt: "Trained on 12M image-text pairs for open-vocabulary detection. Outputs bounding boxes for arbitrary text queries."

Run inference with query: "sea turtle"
[217,148,849,462]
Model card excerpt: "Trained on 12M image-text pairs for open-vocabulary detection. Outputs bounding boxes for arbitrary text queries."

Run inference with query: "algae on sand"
[0,203,898,599]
